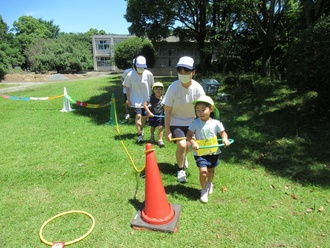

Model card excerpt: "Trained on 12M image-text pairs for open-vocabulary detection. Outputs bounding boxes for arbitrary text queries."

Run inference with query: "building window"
[97,57,110,66]
[97,40,110,50]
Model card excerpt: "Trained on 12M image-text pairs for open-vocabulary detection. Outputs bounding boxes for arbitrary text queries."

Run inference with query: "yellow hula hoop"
[170,137,187,142]
[39,210,95,246]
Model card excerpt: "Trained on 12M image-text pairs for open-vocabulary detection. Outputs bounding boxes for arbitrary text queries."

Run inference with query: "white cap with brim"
[176,56,194,70]
[192,95,220,119]
[135,56,147,68]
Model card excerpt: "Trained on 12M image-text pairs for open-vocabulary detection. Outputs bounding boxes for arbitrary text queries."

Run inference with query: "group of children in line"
[121,55,231,203]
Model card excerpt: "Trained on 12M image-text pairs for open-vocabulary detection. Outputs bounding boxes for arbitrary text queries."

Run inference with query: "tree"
[286,15,330,112]
[113,37,156,69]
[0,16,23,80]
[300,0,330,28]
[125,0,239,74]
[236,0,297,77]
[12,16,54,69]
[26,33,94,73]
[38,18,60,38]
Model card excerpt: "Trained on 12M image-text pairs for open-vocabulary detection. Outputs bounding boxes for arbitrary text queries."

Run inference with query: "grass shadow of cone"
[131,143,181,232]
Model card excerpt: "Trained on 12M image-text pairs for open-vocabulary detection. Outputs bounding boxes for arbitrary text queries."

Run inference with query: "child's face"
[195,102,213,121]
[153,87,163,96]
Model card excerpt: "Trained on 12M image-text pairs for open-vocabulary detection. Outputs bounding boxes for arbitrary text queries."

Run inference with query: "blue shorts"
[170,126,189,139]
[194,154,220,168]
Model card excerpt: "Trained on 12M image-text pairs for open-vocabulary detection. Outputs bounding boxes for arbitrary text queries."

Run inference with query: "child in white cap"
[123,55,155,143]
[187,95,231,203]
[162,56,205,182]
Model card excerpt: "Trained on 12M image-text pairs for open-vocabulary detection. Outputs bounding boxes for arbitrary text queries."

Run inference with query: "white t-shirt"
[188,118,225,155]
[121,68,133,94]
[123,69,154,107]
[162,79,205,126]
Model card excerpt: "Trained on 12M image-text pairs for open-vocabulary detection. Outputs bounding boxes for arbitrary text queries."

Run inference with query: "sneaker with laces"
[150,135,155,143]
[184,157,189,168]
[158,139,165,147]
[207,182,213,194]
[200,189,208,203]
[137,135,143,143]
[125,114,130,120]
[177,170,186,183]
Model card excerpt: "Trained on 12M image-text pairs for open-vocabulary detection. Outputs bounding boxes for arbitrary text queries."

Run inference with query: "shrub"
[114,37,156,69]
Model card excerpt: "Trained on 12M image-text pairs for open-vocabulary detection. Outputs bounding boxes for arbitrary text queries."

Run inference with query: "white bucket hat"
[176,56,194,70]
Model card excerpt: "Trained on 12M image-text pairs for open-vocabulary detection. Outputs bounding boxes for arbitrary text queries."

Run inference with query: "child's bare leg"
[135,114,143,134]
[207,167,215,183]
[158,126,163,140]
[199,167,208,189]
[176,140,186,169]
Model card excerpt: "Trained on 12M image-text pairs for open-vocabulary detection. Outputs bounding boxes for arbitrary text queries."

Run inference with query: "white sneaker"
[207,182,213,195]
[125,114,130,120]
[137,135,143,143]
[184,157,189,168]
[200,189,208,203]
[158,139,165,147]
[177,170,186,183]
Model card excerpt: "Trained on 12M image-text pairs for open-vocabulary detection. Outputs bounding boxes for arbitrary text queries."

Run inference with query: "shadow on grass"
[71,76,330,187]
[164,184,200,201]
[221,80,330,187]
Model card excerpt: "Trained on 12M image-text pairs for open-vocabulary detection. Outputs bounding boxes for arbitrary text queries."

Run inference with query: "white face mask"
[178,73,191,84]
[136,67,144,74]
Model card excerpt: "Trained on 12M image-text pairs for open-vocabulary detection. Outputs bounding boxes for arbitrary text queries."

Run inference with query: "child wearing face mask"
[162,56,205,183]
[123,55,155,143]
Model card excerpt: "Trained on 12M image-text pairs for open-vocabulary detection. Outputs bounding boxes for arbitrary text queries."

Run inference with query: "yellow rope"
[113,98,146,173]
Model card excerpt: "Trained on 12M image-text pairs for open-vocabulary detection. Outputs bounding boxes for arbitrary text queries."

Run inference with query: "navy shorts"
[134,108,147,116]
[149,116,164,127]
[170,126,189,139]
[194,154,220,168]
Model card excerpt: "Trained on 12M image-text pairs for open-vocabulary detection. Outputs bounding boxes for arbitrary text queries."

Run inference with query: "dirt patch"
[0,71,120,93]
[2,72,86,83]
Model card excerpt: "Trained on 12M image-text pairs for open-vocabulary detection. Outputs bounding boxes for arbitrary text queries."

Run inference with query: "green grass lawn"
[1,75,329,247]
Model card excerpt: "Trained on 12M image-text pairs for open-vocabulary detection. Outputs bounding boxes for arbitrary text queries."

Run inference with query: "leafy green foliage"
[113,37,156,69]
[26,33,93,73]
[286,15,330,113]
[0,16,23,80]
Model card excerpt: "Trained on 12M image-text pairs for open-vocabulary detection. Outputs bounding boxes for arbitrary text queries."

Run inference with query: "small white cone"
[60,87,73,112]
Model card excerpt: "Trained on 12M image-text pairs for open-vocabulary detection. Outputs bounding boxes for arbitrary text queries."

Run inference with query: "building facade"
[92,35,135,71]
[92,35,200,76]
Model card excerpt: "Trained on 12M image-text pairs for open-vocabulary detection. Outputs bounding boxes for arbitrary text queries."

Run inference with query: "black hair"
[177,66,194,73]
[194,102,215,118]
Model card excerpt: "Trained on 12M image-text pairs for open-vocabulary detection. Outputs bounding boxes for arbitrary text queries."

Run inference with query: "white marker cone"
[60,87,73,112]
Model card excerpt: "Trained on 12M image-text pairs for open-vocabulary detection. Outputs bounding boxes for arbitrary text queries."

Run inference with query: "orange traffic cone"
[131,143,181,232]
